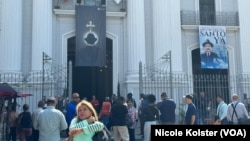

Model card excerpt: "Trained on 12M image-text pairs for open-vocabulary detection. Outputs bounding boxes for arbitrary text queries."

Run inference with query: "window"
[199,0,215,25]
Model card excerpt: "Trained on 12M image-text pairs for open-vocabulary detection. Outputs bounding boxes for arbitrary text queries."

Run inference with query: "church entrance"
[192,48,230,103]
[67,37,113,102]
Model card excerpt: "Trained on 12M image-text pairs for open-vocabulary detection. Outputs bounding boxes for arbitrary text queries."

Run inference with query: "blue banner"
[199,26,228,69]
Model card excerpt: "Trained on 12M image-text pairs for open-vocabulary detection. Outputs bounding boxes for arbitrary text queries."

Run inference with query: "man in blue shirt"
[65,93,80,135]
[158,92,176,125]
[185,94,198,125]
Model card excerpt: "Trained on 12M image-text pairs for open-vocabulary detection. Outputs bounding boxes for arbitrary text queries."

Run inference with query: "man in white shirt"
[215,95,228,125]
[227,94,249,125]
[34,97,68,141]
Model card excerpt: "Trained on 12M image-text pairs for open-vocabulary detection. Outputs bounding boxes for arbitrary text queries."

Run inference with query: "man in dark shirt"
[158,92,176,124]
[195,91,211,125]
[185,94,197,125]
[111,96,129,141]
[142,94,159,141]
[138,93,148,136]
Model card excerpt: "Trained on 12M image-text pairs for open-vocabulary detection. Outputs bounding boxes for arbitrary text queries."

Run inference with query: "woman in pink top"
[127,99,137,141]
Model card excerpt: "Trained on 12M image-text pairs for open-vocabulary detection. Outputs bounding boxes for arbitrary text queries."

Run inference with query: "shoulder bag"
[92,125,112,141]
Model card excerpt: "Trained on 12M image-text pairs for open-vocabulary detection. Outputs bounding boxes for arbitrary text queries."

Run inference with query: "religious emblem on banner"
[83,21,99,47]
[75,5,106,67]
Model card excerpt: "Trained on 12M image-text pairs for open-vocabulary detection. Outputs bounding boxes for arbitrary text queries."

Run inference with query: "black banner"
[151,125,250,140]
[75,5,106,67]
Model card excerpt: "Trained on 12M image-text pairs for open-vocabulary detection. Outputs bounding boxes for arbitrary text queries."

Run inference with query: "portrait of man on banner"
[199,26,228,69]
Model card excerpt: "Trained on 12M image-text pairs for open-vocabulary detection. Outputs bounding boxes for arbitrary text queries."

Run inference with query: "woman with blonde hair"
[69,100,104,141]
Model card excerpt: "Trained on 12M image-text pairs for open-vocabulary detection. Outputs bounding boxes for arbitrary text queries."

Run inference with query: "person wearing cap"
[33,96,68,141]
[184,94,198,125]
[227,94,249,125]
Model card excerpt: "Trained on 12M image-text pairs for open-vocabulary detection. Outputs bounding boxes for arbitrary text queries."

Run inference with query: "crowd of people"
[4,91,250,141]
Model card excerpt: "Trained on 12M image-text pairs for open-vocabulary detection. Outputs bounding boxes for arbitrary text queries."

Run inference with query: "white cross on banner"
[114,0,122,4]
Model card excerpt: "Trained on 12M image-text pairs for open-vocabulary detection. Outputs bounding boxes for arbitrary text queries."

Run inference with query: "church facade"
[0,0,250,110]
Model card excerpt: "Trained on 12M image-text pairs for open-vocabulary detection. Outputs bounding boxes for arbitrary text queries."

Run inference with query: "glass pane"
[199,0,215,25]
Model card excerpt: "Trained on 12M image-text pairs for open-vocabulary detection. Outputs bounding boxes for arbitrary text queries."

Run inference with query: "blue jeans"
[101,115,110,126]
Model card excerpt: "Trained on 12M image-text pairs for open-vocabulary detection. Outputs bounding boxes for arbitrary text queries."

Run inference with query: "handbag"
[92,125,112,141]
[214,115,219,122]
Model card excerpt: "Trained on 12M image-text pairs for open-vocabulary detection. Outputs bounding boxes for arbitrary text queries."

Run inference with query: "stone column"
[238,0,250,73]
[126,0,146,80]
[169,0,182,72]
[31,0,52,71]
[152,0,171,63]
[0,0,22,72]
[152,0,182,72]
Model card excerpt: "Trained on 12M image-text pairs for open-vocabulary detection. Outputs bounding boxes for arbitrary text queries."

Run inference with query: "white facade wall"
[1,0,250,107]
[32,0,53,71]
[0,0,22,72]
[238,0,250,74]
[22,0,33,74]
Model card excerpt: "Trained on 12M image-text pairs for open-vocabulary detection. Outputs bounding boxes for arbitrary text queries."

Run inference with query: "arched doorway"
[67,37,113,103]
[192,48,230,103]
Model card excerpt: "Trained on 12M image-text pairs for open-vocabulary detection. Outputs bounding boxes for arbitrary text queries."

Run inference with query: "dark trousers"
[8,127,16,141]
[106,117,112,131]
[65,127,70,137]
[128,128,135,141]
[32,128,39,141]
[139,114,145,135]
[221,118,228,125]
[101,115,110,127]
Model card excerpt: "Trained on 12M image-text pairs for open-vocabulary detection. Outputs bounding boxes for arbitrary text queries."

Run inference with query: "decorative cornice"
[181,25,239,31]
[53,9,126,18]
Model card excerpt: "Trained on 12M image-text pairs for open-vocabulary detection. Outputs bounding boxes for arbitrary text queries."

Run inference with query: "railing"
[0,70,70,140]
[181,10,239,26]
[139,61,250,124]
[53,0,127,12]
